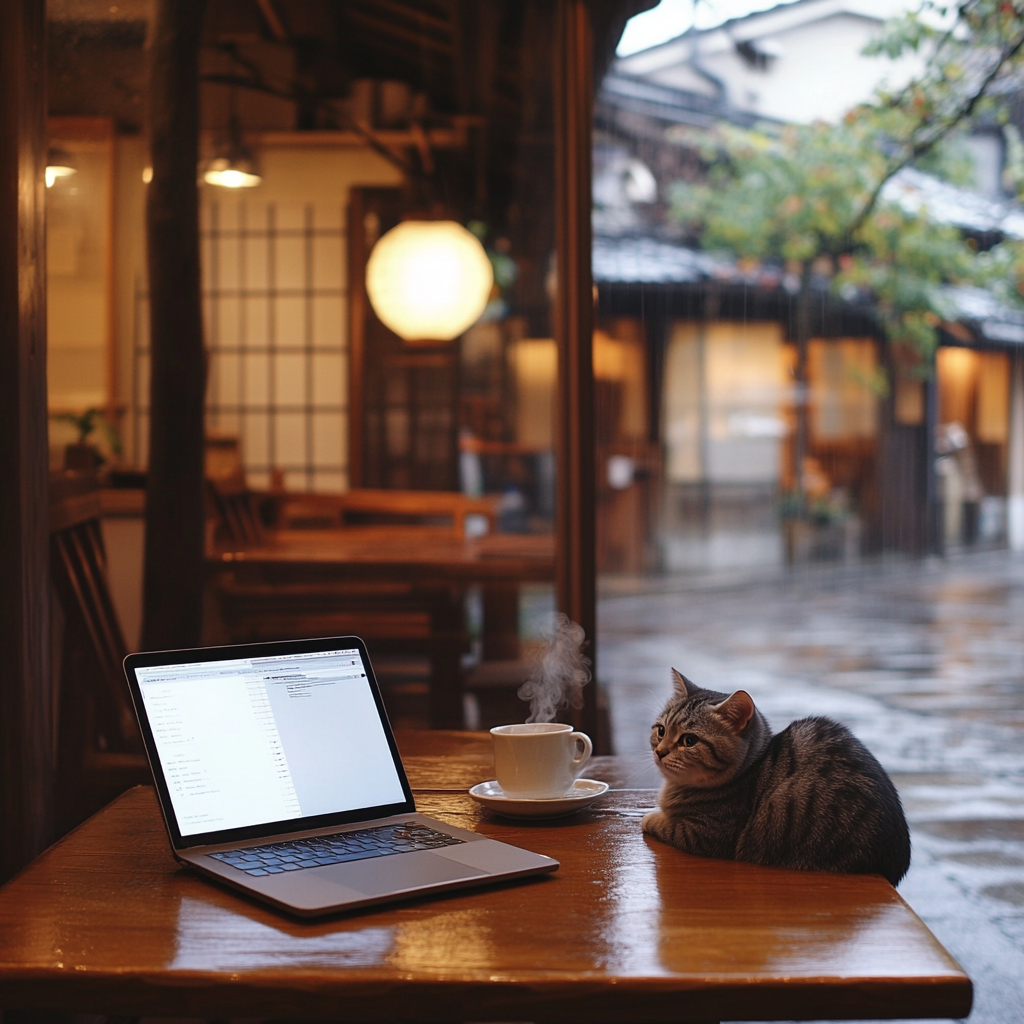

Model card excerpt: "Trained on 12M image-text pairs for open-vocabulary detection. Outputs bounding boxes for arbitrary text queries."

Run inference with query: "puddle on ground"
[981,882,1024,907]
[914,819,1024,841]
[941,850,1024,867]
[889,773,986,786]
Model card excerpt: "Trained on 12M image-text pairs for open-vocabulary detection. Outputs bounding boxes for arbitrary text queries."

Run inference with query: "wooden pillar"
[553,0,600,746]
[142,0,208,651]
[924,368,940,555]
[0,0,53,880]
[1009,351,1024,551]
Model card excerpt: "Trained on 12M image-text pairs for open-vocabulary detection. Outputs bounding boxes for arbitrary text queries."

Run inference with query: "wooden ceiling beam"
[253,0,288,41]
[343,7,452,56]
[352,0,451,36]
[237,125,469,148]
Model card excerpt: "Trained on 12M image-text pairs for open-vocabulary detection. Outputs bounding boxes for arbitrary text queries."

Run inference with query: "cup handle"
[570,732,593,776]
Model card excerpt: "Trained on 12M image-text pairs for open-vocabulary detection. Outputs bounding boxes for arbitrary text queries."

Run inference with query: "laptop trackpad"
[324,852,488,896]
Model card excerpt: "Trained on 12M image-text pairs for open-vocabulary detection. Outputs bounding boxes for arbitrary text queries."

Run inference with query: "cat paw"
[641,810,663,835]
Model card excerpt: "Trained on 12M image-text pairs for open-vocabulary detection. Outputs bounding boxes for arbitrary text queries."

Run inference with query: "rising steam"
[517,614,591,723]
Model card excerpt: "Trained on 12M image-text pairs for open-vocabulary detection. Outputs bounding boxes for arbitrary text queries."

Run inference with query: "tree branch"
[845,19,1024,243]
[878,0,973,113]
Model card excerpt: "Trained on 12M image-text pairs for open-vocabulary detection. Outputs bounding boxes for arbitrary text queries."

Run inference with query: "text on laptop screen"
[135,649,406,836]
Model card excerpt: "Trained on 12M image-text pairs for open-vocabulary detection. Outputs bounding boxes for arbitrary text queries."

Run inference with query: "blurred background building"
[593,0,1024,573]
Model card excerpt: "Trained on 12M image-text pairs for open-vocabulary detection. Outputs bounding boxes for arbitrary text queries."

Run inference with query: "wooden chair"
[205,436,269,546]
[207,473,268,546]
[49,473,149,833]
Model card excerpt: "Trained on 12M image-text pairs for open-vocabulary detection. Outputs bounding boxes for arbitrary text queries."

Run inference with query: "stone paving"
[597,550,1024,1024]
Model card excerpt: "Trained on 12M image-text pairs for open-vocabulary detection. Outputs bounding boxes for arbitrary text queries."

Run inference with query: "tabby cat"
[642,670,911,885]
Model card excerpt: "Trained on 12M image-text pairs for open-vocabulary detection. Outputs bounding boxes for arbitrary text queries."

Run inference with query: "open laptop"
[123,636,558,917]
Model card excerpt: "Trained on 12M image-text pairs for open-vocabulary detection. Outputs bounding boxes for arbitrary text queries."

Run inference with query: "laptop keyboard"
[208,822,465,876]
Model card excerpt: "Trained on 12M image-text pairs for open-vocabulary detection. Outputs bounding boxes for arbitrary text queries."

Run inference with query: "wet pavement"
[598,550,1024,1023]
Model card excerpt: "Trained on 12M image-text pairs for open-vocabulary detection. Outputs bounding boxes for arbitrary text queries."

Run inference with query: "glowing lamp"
[203,156,261,189]
[45,147,77,188]
[203,117,262,189]
[365,220,493,342]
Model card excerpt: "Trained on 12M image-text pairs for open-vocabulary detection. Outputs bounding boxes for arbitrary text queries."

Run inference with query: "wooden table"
[207,529,556,727]
[0,732,972,1023]
[209,526,555,584]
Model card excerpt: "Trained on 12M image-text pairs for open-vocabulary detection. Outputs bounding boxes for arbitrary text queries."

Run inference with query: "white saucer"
[468,779,610,818]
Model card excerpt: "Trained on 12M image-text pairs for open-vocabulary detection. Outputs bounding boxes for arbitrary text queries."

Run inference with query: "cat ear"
[671,669,696,696]
[714,690,755,734]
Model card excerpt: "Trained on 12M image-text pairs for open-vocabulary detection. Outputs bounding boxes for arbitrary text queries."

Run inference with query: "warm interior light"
[365,220,494,342]
[203,157,261,189]
[45,165,76,188]
[45,147,77,188]
[202,115,262,189]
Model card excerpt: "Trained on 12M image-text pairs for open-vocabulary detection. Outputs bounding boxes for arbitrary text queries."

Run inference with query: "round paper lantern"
[365,220,494,342]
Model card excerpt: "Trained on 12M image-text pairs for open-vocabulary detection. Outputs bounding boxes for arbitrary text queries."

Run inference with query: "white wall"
[617,1,924,124]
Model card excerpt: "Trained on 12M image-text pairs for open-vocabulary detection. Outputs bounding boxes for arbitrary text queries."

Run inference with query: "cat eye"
[681,734,698,747]
[655,723,665,738]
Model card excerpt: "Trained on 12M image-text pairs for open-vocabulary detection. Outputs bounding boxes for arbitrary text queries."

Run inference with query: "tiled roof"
[593,234,798,289]
[883,167,1024,241]
[593,235,1024,346]
[944,286,1024,344]
[593,235,720,283]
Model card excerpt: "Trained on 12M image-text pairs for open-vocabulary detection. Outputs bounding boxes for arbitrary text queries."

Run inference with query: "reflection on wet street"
[599,550,1024,1023]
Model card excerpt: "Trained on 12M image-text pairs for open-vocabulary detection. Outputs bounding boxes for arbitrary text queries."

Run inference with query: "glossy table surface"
[0,731,971,1022]
[208,526,555,583]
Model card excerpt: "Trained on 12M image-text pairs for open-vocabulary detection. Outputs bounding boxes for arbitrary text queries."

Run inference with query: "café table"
[209,526,555,584]
[0,731,971,1023]
[207,529,556,726]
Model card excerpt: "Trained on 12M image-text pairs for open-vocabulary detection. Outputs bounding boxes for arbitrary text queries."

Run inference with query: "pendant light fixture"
[365,220,493,343]
[203,97,262,189]
[45,146,77,188]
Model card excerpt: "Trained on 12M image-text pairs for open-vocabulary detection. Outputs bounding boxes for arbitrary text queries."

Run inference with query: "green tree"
[668,0,1024,510]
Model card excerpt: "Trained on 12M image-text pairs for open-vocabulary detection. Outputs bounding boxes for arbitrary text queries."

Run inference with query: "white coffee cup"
[490,723,593,799]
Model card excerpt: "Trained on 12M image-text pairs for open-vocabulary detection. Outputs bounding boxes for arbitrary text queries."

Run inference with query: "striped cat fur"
[642,670,911,885]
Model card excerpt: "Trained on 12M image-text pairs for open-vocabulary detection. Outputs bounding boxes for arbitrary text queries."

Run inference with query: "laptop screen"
[131,643,410,841]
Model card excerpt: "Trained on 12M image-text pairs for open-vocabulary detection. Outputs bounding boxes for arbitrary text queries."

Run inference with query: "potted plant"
[55,408,121,473]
